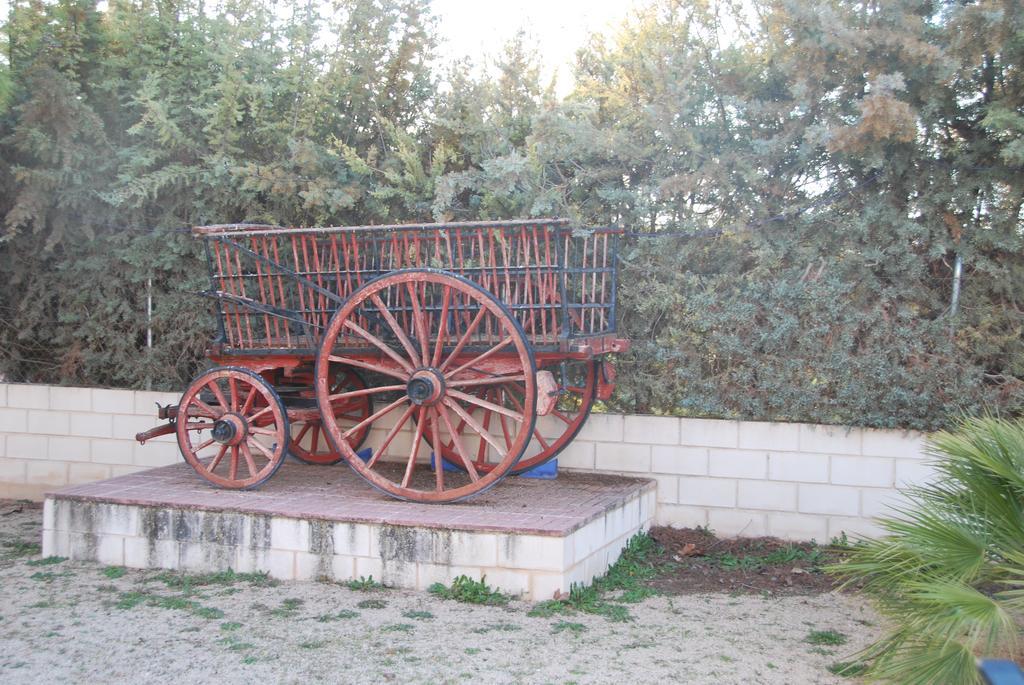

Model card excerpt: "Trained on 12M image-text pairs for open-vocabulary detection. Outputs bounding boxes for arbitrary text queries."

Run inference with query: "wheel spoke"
[342,396,407,440]
[344,319,416,374]
[366,403,417,468]
[293,422,312,445]
[328,384,405,402]
[229,377,239,411]
[445,335,514,379]
[182,421,214,431]
[443,398,507,458]
[431,285,452,367]
[437,404,479,481]
[208,444,228,472]
[240,442,259,478]
[191,398,221,419]
[447,388,524,422]
[207,380,229,410]
[249,438,276,460]
[406,282,430,367]
[370,293,421,368]
[310,424,320,454]
[446,374,526,389]
[192,437,216,453]
[430,407,444,492]
[401,406,428,488]
[229,445,239,480]
[240,386,257,415]
[328,355,408,381]
[439,307,487,372]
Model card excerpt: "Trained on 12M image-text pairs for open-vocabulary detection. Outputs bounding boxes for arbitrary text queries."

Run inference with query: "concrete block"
[70,413,112,438]
[0,384,6,407]
[27,410,70,436]
[679,418,739,448]
[827,516,886,541]
[799,424,861,455]
[49,386,92,411]
[707,509,768,537]
[623,415,679,445]
[767,513,829,542]
[416,563,484,591]
[134,390,181,416]
[798,484,860,516]
[895,459,937,487]
[677,476,736,507]
[861,488,904,519]
[768,452,829,483]
[475,567,530,597]
[270,517,310,552]
[498,533,570,571]
[7,384,49,410]
[653,504,708,528]
[90,439,135,465]
[42,529,70,557]
[446,531,499,567]
[861,428,927,458]
[68,462,111,484]
[48,436,92,461]
[831,456,894,487]
[0,434,4,458]
[530,571,569,601]
[0,408,28,432]
[92,388,134,414]
[353,556,384,582]
[556,441,594,470]
[571,517,606,563]
[652,474,678,504]
[576,413,623,442]
[650,446,708,475]
[738,421,800,452]
[737,480,797,512]
[295,551,354,581]
[595,442,650,472]
[0,459,27,483]
[263,549,297,580]
[332,522,373,557]
[709,449,768,479]
[7,434,48,461]
[133,441,180,467]
[125,537,179,569]
[113,414,157,438]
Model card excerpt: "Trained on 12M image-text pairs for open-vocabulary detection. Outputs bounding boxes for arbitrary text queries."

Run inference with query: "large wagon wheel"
[428,359,598,475]
[289,367,372,465]
[176,367,289,489]
[314,268,537,503]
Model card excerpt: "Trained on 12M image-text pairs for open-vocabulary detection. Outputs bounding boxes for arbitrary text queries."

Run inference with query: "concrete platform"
[42,463,655,600]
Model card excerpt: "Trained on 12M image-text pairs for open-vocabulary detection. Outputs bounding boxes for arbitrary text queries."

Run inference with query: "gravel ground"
[0,504,881,684]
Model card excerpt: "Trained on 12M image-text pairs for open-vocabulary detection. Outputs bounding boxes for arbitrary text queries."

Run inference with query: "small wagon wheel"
[176,367,289,489]
[315,268,537,503]
[289,366,372,465]
[428,359,598,475]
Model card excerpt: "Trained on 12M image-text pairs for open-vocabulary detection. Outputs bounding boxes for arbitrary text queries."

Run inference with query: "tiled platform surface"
[43,463,655,600]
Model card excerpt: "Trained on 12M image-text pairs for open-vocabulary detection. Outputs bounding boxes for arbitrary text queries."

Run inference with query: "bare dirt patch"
[648,526,842,596]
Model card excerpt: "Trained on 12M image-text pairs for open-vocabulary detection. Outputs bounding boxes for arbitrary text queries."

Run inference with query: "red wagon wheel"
[429,359,598,475]
[176,367,289,489]
[314,269,537,503]
[289,367,372,465]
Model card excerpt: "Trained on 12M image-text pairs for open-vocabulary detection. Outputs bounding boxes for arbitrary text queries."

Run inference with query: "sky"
[431,0,643,94]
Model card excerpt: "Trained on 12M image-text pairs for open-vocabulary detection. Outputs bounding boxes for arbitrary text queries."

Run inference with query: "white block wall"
[0,383,180,499]
[1,383,933,540]
[558,415,931,541]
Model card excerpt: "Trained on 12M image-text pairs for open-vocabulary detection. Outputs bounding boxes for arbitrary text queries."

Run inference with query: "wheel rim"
[429,360,598,475]
[176,367,289,489]
[315,269,537,503]
[289,367,372,465]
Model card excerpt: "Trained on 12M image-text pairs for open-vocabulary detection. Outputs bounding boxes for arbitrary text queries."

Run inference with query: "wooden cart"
[136,219,628,502]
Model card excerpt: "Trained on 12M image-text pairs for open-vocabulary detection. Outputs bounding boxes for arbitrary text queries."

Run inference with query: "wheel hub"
[407,368,445,406]
[211,413,247,445]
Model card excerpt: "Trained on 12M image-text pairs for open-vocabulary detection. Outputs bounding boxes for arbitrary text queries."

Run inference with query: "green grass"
[298,640,328,649]
[150,569,276,591]
[344,575,385,591]
[471,622,521,633]
[316,609,359,621]
[269,598,303,617]
[551,620,587,634]
[402,610,434,620]
[29,570,72,582]
[357,598,388,609]
[707,544,826,572]
[101,566,126,579]
[806,629,848,646]
[26,556,67,566]
[2,540,41,557]
[220,622,243,632]
[428,575,508,606]
[113,590,223,619]
[381,623,414,633]
[828,661,869,677]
